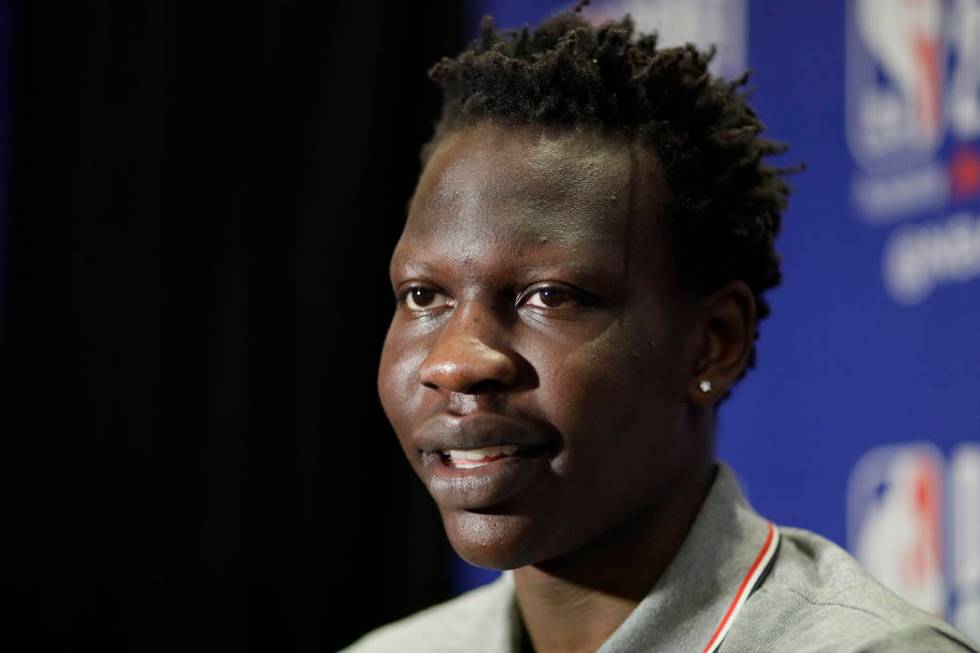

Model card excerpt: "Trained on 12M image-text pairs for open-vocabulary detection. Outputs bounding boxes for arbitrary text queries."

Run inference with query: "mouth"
[412,413,557,510]
[438,443,552,469]
[422,445,553,511]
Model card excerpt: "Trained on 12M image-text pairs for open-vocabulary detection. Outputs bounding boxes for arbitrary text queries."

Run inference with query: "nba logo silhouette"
[848,443,946,616]
[846,0,945,173]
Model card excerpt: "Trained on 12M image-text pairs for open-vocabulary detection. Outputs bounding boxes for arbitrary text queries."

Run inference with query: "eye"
[522,285,583,309]
[401,286,452,312]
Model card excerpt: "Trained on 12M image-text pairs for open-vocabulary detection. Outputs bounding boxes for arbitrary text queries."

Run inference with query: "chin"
[441,509,546,571]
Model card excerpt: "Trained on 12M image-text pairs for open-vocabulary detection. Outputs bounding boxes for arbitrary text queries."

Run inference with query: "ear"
[686,280,757,406]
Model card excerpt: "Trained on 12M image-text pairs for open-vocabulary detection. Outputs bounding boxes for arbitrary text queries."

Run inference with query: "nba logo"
[847,0,980,221]
[846,0,945,173]
[848,443,946,615]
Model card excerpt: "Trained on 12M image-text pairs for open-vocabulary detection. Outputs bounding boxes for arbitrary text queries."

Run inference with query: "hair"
[421,2,796,380]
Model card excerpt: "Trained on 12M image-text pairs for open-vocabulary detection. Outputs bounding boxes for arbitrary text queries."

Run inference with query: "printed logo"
[847,0,980,217]
[582,0,748,79]
[848,443,946,615]
[882,210,980,304]
[847,0,945,173]
[848,442,980,640]
[846,0,980,303]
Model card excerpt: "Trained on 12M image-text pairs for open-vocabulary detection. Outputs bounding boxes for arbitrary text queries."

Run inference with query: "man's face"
[378,122,705,569]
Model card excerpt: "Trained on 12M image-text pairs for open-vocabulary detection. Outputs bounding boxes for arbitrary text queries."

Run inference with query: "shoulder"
[723,527,978,652]
[339,576,515,653]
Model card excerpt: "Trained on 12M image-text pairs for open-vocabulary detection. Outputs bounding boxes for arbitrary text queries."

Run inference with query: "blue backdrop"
[459,0,980,638]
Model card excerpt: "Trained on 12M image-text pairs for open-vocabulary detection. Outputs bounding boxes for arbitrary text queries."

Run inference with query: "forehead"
[395,122,667,280]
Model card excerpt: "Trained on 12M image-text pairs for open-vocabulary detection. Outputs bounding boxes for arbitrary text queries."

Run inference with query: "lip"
[413,414,557,510]
[414,412,555,451]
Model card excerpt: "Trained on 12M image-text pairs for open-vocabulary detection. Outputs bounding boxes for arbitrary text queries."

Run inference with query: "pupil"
[412,288,433,306]
[540,289,564,307]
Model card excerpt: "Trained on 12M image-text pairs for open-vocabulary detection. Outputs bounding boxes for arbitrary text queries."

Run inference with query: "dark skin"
[378,122,757,653]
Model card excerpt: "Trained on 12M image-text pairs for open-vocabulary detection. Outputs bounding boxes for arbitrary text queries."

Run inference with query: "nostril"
[467,379,506,395]
[419,378,503,394]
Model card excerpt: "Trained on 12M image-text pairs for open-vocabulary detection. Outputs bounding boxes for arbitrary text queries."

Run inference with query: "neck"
[512,459,715,653]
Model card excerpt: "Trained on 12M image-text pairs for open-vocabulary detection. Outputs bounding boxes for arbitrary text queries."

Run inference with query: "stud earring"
[698,380,713,394]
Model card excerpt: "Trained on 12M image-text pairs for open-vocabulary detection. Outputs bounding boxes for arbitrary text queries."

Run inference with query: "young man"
[346,6,979,652]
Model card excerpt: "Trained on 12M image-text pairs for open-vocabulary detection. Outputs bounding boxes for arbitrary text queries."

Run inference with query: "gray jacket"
[343,463,978,652]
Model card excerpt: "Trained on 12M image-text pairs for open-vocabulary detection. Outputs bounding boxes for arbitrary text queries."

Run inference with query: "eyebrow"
[389,250,627,291]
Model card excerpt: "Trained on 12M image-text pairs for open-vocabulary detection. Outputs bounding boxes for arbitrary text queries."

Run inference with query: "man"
[345,5,979,652]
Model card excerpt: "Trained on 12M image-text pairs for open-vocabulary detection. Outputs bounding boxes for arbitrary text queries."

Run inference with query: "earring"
[698,380,713,394]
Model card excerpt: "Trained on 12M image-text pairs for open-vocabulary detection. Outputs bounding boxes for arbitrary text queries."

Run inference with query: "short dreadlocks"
[421,3,795,378]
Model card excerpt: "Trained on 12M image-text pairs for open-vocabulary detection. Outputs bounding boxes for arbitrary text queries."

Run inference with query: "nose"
[417,302,519,394]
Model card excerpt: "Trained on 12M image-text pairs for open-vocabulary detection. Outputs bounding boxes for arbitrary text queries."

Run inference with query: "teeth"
[444,445,520,466]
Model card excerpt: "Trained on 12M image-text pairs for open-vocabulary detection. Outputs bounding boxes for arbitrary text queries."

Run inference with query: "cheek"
[377,327,428,456]
[539,319,671,433]
[531,314,686,503]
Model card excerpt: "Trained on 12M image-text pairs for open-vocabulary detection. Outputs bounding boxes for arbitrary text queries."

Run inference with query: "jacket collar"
[595,461,779,652]
[483,461,779,653]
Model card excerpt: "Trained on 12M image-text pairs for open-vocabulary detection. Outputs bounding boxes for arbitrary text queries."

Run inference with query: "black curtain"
[2,3,465,650]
